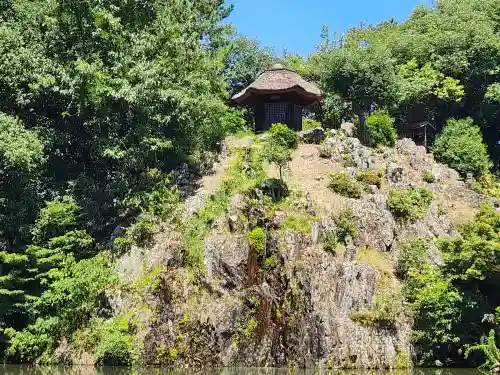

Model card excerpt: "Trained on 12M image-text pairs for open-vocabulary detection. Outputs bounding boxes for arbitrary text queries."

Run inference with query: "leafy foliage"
[266,123,299,150]
[465,330,500,371]
[223,36,276,97]
[356,171,382,189]
[396,238,429,280]
[404,202,500,366]
[263,124,298,182]
[433,118,491,177]
[422,170,436,183]
[335,207,359,243]
[302,118,322,131]
[364,110,397,147]
[328,172,363,199]
[0,0,238,362]
[404,265,462,366]
[4,253,116,363]
[387,187,433,221]
[247,227,265,257]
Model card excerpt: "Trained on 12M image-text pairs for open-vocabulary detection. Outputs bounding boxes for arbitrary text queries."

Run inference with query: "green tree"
[223,36,276,97]
[364,109,397,147]
[311,29,398,139]
[433,118,491,177]
[0,0,237,362]
[263,124,298,182]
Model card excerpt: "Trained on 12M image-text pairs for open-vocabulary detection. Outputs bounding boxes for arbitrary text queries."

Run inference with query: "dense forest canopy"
[1,0,500,368]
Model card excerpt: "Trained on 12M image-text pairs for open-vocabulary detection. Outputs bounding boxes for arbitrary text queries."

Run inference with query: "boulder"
[340,122,356,137]
[300,127,326,144]
[387,162,404,184]
[352,194,396,252]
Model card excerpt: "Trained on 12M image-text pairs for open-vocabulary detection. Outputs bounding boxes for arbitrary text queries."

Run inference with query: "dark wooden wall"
[254,102,303,131]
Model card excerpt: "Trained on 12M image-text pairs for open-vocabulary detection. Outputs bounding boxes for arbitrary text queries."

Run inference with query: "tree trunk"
[357,110,367,144]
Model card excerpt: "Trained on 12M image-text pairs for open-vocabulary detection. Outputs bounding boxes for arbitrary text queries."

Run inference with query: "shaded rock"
[270,210,287,228]
[300,127,326,144]
[227,215,238,232]
[387,163,404,184]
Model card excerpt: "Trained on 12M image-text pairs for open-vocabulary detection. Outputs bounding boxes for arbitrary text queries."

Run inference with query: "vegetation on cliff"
[1,0,500,369]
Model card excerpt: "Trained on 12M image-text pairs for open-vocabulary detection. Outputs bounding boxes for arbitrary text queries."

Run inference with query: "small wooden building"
[232,64,322,131]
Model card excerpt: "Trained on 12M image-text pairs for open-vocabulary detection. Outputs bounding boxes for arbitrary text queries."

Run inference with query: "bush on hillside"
[322,231,338,253]
[471,172,500,198]
[263,123,299,182]
[336,207,359,243]
[387,187,433,221]
[302,118,322,131]
[328,172,363,199]
[396,238,429,279]
[356,171,382,189]
[433,118,491,177]
[422,170,436,183]
[364,109,397,147]
[267,123,299,150]
[247,227,265,257]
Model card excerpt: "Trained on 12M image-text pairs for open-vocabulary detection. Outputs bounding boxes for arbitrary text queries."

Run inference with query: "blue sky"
[227,0,433,56]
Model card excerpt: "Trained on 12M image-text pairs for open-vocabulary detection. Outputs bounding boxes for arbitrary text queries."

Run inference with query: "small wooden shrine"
[403,104,437,148]
[232,64,322,131]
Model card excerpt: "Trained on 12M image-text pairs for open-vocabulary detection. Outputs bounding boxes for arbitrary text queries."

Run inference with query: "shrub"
[127,215,157,244]
[264,124,298,182]
[323,231,338,253]
[356,171,382,189]
[31,196,80,243]
[260,178,289,201]
[267,123,299,150]
[471,172,500,198]
[396,238,429,279]
[349,293,401,329]
[336,207,359,243]
[328,172,363,199]
[364,109,397,147]
[247,227,265,257]
[433,118,490,177]
[263,255,277,269]
[95,320,137,366]
[318,144,334,159]
[387,187,433,221]
[302,118,321,131]
[465,330,500,371]
[342,153,356,167]
[422,170,436,183]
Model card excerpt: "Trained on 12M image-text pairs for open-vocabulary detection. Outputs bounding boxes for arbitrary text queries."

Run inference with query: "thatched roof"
[232,64,322,105]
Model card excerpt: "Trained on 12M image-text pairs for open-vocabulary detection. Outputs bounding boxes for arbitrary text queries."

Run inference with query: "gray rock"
[352,194,396,252]
[387,162,404,184]
[340,122,356,137]
[227,215,238,232]
[344,235,357,262]
[311,221,321,244]
[346,167,357,178]
[270,210,287,228]
[300,127,326,144]
[325,137,340,148]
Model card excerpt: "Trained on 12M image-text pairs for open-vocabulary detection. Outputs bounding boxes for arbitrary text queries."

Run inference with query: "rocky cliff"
[82,130,488,369]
